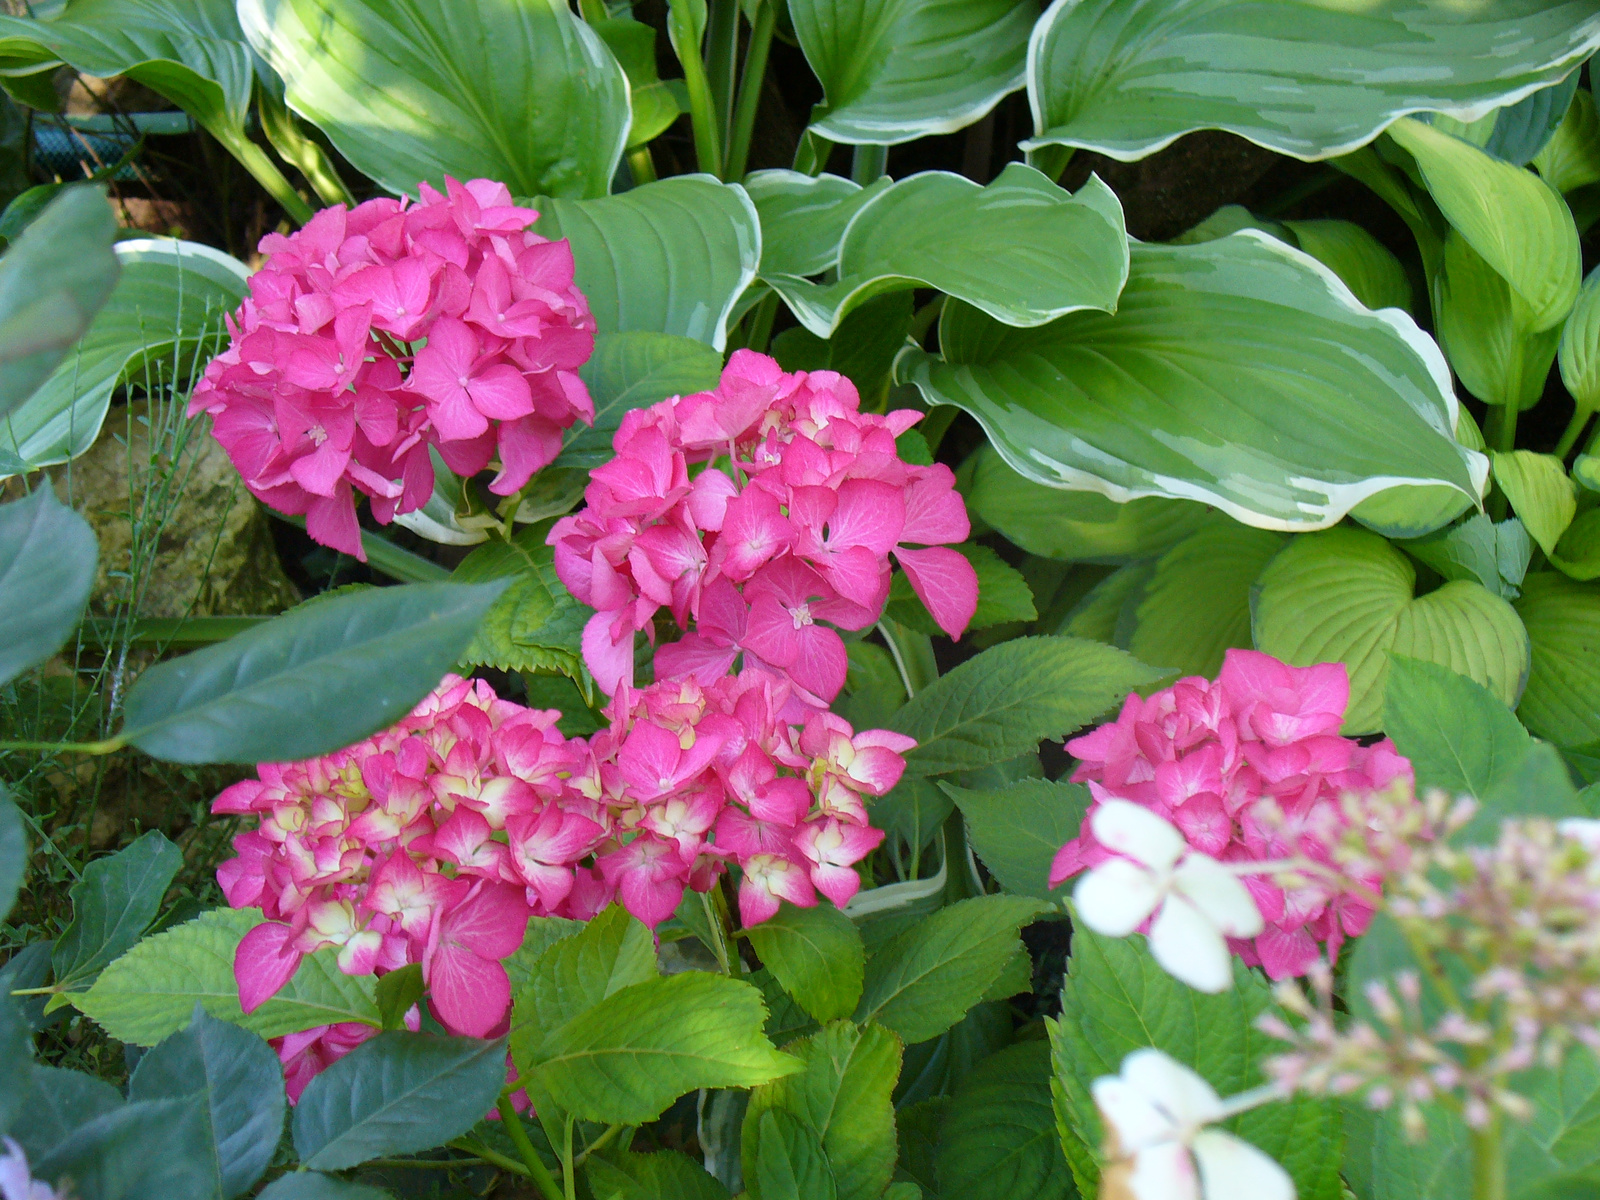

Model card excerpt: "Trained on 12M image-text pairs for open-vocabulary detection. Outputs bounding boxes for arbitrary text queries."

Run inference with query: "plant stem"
[706,0,740,154]
[573,1123,625,1168]
[627,145,658,185]
[1556,408,1593,460]
[562,1115,577,1200]
[0,738,124,755]
[494,1098,564,1200]
[793,130,833,176]
[668,0,724,178]
[725,0,775,180]
[743,291,780,354]
[448,1137,533,1179]
[212,127,314,225]
[578,0,607,22]
[1025,143,1074,183]
[256,87,353,208]
[1470,1115,1507,1200]
[851,143,888,184]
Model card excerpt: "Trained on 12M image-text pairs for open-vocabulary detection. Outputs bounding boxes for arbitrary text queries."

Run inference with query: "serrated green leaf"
[935,1040,1072,1200]
[745,902,865,1023]
[1383,655,1533,801]
[52,830,182,994]
[1402,514,1530,600]
[744,1021,901,1200]
[889,636,1163,778]
[837,641,906,734]
[72,908,379,1046]
[1516,572,1600,746]
[586,1149,732,1200]
[886,543,1035,636]
[945,778,1089,901]
[455,528,589,680]
[750,1109,838,1200]
[503,914,585,996]
[856,895,1045,1044]
[11,1064,122,1163]
[1252,526,1530,733]
[0,484,97,686]
[257,1175,394,1200]
[1494,451,1577,556]
[1283,218,1413,313]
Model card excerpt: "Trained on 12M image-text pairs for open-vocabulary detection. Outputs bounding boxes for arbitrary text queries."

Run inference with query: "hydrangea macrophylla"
[1051,649,1413,980]
[190,178,596,560]
[549,349,979,699]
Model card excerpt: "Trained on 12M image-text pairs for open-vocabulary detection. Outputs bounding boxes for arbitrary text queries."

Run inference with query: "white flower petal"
[1121,1048,1226,1129]
[1091,799,1187,872]
[1149,895,1234,993]
[1173,854,1264,938]
[1126,1140,1202,1200]
[1093,1075,1180,1152]
[1076,858,1162,937]
[1192,1129,1296,1200]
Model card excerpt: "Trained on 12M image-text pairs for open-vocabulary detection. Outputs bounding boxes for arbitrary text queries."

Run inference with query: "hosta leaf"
[0,484,97,686]
[238,0,628,199]
[593,16,684,150]
[1535,88,1600,195]
[935,1040,1072,1200]
[1478,73,1581,167]
[901,233,1487,534]
[745,171,892,279]
[1052,924,1342,1200]
[1493,451,1577,556]
[888,635,1163,778]
[1252,526,1530,733]
[1282,218,1413,314]
[72,907,380,1046]
[1515,572,1600,746]
[788,0,1036,145]
[455,529,589,681]
[966,445,1207,563]
[0,238,247,475]
[743,1021,901,1200]
[744,902,865,1023]
[1433,230,1561,410]
[52,830,182,995]
[1388,117,1581,331]
[767,165,1127,338]
[945,778,1090,901]
[1560,263,1600,412]
[1552,509,1600,581]
[885,543,1035,635]
[1024,0,1600,162]
[1125,514,1286,678]
[560,332,723,471]
[534,176,761,350]
[855,894,1045,1044]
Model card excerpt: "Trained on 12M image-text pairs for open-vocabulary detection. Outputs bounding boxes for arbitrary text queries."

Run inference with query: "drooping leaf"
[766,165,1127,339]
[1024,0,1600,162]
[888,635,1163,778]
[51,830,183,995]
[1481,72,1581,166]
[10,1064,124,1162]
[119,580,508,763]
[454,530,588,680]
[1559,263,1600,412]
[72,907,380,1046]
[745,902,865,1023]
[1494,451,1577,556]
[945,778,1089,901]
[749,1110,838,1200]
[0,183,118,417]
[0,484,96,686]
[1051,924,1342,1200]
[856,894,1045,1045]
[1252,526,1530,733]
[585,1149,732,1200]
[560,332,724,470]
[238,0,628,199]
[0,238,248,475]
[743,1021,902,1200]
[1515,572,1600,746]
[885,543,1035,635]
[292,1032,510,1171]
[901,234,1486,535]
[787,0,1036,145]
[935,1039,1072,1200]
[1383,655,1533,801]
[130,1005,286,1198]
[33,1096,215,1200]
[745,171,892,279]
[533,176,761,350]
[1282,217,1414,313]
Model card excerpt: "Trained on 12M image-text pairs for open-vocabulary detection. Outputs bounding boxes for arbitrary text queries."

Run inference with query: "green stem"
[793,130,833,176]
[76,617,267,648]
[668,0,724,178]
[211,126,314,226]
[1025,143,1074,183]
[919,406,958,454]
[851,143,888,184]
[562,1115,577,1200]
[0,737,124,755]
[706,0,740,153]
[1495,401,1519,453]
[627,145,658,185]
[1556,408,1593,460]
[573,1123,626,1168]
[1470,1115,1507,1200]
[493,1098,564,1200]
[725,0,775,180]
[578,0,608,22]
[447,1137,532,1178]
[743,291,780,354]
[256,88,353,208]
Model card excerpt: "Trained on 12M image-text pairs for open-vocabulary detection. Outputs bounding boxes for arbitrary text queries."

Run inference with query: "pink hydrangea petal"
[894,546,978,641]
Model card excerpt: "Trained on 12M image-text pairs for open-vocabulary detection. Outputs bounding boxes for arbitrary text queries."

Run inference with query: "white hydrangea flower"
[1073,799,1262,992]
[1093,1049,1294,1200]
[1,1138,63,1200]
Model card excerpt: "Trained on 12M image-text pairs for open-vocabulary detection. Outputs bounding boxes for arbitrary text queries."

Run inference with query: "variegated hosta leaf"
[898,231,1487,536]
[1024,0,1600,162]
[1253,527,1530,734]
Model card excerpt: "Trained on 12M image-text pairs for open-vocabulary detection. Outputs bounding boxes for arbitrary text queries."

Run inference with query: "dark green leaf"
[456,530,588,680]
[1484,73,1581,166]
[745,902,865,1023]
[945,778,1089,900]
[886,544,1035,636]
[11,1064,124,1161]
[0,785,23,921]
[935,1040,1072,1200]
[837,641,906,734]
[130,1005,286,1198]
[1402,514,1530,600]
[34,1096,214,1200]
[0,484,98,685]
[120,580,509,763]
[292,1032,510,1171]
[0,992,32,1133]
[1383,655,1533,799]
[585,1149,732,1200]
[52,830,182,994]
[257,1175,394,1200]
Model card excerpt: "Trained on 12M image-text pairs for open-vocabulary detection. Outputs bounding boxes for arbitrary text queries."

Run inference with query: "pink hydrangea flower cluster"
[549,349,979,700]
[1050,649,1413,980]
[190,178,596,560]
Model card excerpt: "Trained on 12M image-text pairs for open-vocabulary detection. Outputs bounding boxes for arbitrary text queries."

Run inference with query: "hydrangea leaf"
[585,1150,732,1200]
[1025,0,1600,162]
[750,1109,838,1200]
[1382,655,1533,800]
[257,1176,394,1200]
[10,1065,124,1163]
[0,484,97,686]
[51,830,182,996]
[33,1094,215,1200]
[1252,526,1530,733]
[0,787,22,924]
[1401,514,1531,601]
[455,529,589,682]
[944,778,1090,901]
[934,1040,1073,1200]
[1515,572,1600,746]
[744,902,865,1023]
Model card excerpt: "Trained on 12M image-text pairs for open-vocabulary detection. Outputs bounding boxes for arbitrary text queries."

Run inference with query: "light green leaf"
[0,484,97,686]
[1402,514,1531,600]
[1024,0,1600,162]
[502,914,584,996]
[72,908,380,1046]
[1382,655,1533,800]
[1494,451,1577,556]
[560,332,724,470]
[885,543,1035,636]
[965,445,1207,563]
[900,233,1487,534]
[1433,228,1561,410]
[1515,572,1600,746]
[856,894,1045,1044]
[238,0,628,199]
[1388,117,1580,331]
[888,635,1164,778]
[935,1040,1072,1200]
[120,580,508,763]
[1560,264,1600,413]
[750,1110,837,1200]
[533,176,761,350]
[0,184,118,417]
[788,0,1036,144]
[743,1021,901,1200]
[1,238,247,475]
[745,171,892,279]
[745,903,864,1024]
[1172,203,1282,245]
[1283,218,1413,313]
[1052,924,1343,1200]
[593,16,685,150]
[1125,514,1286,678]
[1535,87,1600,194]
[1252,526,1531,733]
[1552,508,1600,581]
[454,528,588,681]
[51,830,182,995]
[767,165,1127,339]
[523,971,800,1125]
[945,778,1089,901]
[586,1150,732,1200]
